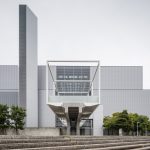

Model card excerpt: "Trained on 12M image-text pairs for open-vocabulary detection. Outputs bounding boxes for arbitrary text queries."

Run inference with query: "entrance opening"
[47,61,100,135]
[56,114,93,135]
[68,107,79,135]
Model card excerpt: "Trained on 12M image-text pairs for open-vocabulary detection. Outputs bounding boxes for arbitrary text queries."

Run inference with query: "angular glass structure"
[46,61,101,135]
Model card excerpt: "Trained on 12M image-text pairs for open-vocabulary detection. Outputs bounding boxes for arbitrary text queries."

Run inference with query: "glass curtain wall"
[56,66,91,96]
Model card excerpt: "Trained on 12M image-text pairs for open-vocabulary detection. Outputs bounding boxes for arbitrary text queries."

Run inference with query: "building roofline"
[101,66,143,67]
[47,60,100,63]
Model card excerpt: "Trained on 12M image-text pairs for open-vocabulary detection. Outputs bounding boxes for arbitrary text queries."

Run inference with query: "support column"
[76,120,80,135]
[76,106,82,135]
[92,105,103,136]
[64,106,70,135]
[67,120,70,135]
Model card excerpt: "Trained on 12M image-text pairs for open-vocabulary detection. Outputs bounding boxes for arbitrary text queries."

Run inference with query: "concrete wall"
[90,105,103,136]
[19,5,38,127]
[6,128,60,136]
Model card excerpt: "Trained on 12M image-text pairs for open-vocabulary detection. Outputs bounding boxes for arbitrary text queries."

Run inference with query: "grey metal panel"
[0,65,18,90]
[19,5,38,127]
[101,89,150,117]
[101,66,143,89]
[38,66,46,90]
[19,5,26,108]
[0,92,18,106]
[38,90,55,127]
[0,65,18,107]
[38,65,55,90]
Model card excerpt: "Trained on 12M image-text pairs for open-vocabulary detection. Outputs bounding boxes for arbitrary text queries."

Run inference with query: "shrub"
[0,104,10,134]
[10,106,26,134]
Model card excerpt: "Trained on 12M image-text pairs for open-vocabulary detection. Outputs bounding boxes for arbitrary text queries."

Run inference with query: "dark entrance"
[68,107,79,135]
[56,108,93,135]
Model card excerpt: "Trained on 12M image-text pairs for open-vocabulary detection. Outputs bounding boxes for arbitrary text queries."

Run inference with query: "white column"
[92,105,103,136]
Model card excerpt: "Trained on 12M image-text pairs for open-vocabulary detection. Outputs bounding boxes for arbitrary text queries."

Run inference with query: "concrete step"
[0,136,150,150]
[14,143,150,150]
[82,143,150,150]
[70,138,150,142]
[0,138,149,144]
[0,135,148,139]
[132,147,150,150]
[0,135,65,139]
[0,138,70,144]
[2,141,150,150]
[68,136,150,141]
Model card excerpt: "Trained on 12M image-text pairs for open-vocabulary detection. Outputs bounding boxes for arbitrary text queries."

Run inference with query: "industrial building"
[0,5,150,136]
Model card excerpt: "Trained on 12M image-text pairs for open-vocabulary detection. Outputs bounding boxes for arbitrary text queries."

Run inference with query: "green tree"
[129,113,150,135]
[115,110,131,133]
[128,113,138,132]
[138,115,150,135]
[0,104,10,134]
[103,110,150,135]
[103,115,118,135]
[10,106,26,134]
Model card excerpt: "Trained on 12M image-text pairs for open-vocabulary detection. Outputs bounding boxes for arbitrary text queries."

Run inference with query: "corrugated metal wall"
[0,65,150,127]
[0,92,18,106]
[38,65,54,90]
[101,90,150,117]
[0,65,55,127]
[0,65,18,89]
[100,66,150,117]
[19,5,26,109]
[38,66,46,90]
[38,66,56,127]
[101,66,143,89]
[0,65,18,106]
[38,90,55,127]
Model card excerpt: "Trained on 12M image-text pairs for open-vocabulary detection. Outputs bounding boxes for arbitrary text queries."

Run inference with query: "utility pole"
[145,125,147,136]
[137,122,139,136]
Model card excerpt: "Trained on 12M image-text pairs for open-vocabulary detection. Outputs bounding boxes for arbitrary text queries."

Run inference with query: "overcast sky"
[0,0,150,88]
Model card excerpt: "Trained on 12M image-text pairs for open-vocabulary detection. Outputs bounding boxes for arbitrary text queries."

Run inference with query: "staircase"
[0,135,150,150]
